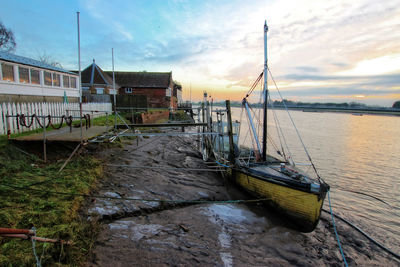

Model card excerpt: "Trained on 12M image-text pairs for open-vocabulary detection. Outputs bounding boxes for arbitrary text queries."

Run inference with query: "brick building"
[79,61,182,109]
[105,71,178,109]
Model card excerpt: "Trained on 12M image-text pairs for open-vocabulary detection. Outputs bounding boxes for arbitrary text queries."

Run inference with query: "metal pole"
[244,100,262,155]
[112,48,117,130]
[226,100,235,163]
[262,20,269,162]
[77,12,83,144]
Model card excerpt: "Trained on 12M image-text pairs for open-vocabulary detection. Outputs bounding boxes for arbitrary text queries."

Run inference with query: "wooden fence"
[0,102,112,135]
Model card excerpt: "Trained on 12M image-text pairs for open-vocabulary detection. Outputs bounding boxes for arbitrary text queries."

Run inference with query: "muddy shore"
[85,131,399,266]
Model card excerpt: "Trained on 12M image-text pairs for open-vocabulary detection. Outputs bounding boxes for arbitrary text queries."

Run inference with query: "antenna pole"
[77,11,83,144]
[262,20,268,162]
[112,48,116,129]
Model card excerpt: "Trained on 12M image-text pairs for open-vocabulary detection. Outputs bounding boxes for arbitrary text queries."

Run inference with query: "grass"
[0,136,104,266]
[87,113,127,127]
[0,109,192,265]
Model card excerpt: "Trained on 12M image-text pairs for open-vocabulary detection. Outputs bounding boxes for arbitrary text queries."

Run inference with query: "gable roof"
[104,71,172,88]
[0,51,76,75]
[81,60,115,87]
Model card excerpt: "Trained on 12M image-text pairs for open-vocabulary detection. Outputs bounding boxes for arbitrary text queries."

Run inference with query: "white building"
[0,51,79,102]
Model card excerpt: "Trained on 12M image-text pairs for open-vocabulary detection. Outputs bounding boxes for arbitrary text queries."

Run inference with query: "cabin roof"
[0,51,76,75]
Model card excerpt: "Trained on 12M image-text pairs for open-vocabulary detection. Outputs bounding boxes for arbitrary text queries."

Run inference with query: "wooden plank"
[12,126,108,142]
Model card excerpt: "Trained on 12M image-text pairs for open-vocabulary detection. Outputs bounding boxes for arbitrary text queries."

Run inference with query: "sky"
[1,0,400,106]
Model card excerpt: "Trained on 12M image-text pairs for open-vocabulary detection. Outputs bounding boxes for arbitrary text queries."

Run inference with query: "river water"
[229,107,400,253]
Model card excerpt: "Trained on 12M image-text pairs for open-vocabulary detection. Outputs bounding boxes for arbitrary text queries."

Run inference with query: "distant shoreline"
[271,106,400,116]
[205,103,400,116]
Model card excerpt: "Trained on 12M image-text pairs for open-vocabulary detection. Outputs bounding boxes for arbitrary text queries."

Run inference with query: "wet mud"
[86,132,399,266]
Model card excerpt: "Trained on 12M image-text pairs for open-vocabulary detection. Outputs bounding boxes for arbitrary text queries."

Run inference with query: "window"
[18,67,29,83]
[166,87,171,97]
[125,87,133,93]
[70,77,77,88]
[96,88,104,94]
[1,63,14,82]
[53,73,60,87]
[63,75,70,88]
[30,69,40,84]
[44,71,52,86]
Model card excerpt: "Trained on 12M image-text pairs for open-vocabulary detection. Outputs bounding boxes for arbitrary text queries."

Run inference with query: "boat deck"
[250,164,289,179]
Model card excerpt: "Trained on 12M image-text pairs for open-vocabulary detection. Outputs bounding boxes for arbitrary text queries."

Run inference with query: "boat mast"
[262,20,268,162]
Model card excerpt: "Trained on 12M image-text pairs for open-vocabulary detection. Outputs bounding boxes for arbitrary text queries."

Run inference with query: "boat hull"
[233,169,325,232]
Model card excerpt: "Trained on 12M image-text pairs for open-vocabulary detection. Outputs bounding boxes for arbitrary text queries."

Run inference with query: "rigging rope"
[267,67,323,182]
[245,71,264,98]
[268,94,291,162]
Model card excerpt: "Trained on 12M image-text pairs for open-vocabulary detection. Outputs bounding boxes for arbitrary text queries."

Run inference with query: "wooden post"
[43,115,47,163]
[5,111,10,138]
[226,100,235,163]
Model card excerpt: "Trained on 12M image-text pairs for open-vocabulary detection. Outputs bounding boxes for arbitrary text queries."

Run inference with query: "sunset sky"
[1,0,399,106]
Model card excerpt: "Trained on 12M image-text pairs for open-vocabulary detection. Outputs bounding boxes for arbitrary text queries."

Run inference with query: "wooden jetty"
[12,126,109,143]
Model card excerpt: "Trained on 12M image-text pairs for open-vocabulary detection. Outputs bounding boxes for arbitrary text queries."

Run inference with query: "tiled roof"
[104,71,172,88]
[0,51,76,75]
[81,61,115,87]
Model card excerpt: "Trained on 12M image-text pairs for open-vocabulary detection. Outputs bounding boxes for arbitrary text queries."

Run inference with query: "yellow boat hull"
[234,169,325,232]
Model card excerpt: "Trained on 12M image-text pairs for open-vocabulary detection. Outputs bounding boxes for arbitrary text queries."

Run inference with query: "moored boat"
[223,21,329,232]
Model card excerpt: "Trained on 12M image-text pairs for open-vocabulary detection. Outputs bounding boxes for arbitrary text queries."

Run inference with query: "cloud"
[6,0,398,105]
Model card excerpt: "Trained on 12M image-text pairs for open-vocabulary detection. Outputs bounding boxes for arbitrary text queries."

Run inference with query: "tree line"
[199,99,400,109]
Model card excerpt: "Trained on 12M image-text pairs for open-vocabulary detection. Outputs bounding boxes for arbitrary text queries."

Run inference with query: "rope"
[267,67,323,182]
[246,72,264,97]
[321,209,400,260]
[1,182,271,204]
[106,164,227,172]
[215,160,230,168]
[328,190,348,266]
[31,227,42,267]
[269,94,291,162]
[0,182,314,205]
[16,113,90,130]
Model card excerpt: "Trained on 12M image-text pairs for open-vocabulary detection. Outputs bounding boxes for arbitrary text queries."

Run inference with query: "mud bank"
[86,132,398,266]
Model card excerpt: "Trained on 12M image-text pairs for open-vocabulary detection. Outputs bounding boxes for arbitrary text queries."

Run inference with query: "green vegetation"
[88,113,127,126]
[0,136,103,266]
[171,110,192,121]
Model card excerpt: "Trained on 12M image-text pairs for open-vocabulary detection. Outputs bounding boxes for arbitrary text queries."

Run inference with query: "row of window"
[0,62,77,88]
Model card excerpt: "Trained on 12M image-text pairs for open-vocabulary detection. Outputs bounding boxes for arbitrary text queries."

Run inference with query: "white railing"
[0,102,112,135]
